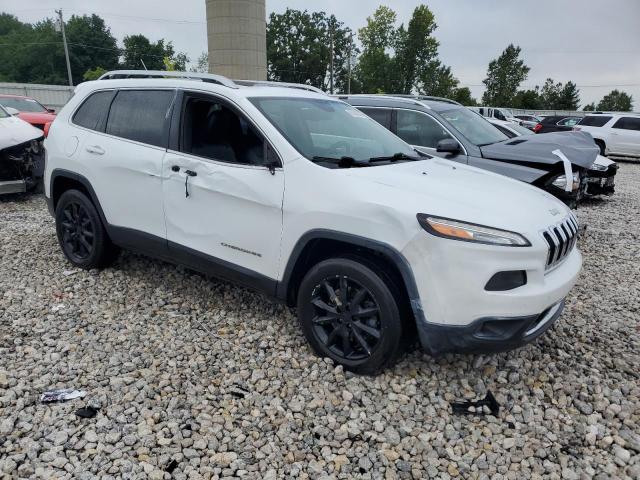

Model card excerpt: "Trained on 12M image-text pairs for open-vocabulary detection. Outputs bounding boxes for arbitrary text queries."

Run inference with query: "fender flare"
[49,169,108,227]
[276,229,425,322]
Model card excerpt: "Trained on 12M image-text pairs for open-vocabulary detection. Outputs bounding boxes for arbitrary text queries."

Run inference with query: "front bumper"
[418,300,564,355]
[585,165,617,196]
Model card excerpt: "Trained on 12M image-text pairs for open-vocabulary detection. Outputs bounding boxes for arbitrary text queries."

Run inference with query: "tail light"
[43,121,52,138]
[533,123,543,133]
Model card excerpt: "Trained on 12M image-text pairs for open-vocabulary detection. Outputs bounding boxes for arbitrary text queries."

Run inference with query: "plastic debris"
[450,391,500,416]
[75,406,99,418]
[41,389,87,403]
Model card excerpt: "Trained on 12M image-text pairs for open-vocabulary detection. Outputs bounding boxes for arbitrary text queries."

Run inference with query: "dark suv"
[338,95,600,207]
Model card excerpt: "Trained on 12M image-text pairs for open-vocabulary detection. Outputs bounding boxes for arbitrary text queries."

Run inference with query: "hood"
[0,115,44,150]
[18,111,56,126]
[480,131,598,169]
[343,157,570,234]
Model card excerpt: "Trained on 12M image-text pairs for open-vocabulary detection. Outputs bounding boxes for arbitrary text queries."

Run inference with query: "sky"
[3,0,640,109]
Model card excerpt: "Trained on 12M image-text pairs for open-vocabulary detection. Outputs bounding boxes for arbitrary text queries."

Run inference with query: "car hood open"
[0,115,43,151]
[480,131,598,169]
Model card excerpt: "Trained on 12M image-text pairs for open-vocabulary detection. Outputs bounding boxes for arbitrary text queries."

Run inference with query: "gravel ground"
[1,164,639,480]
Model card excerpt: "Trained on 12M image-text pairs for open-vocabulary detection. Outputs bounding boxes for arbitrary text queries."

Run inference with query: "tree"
[191,52,209,73]
[538,78,580,110]
[597,90,634,111]
[512,88,541,109]
[557,81,580,110]
[121,35,184,71]
[583,103,596,111]
[83,66,106,81]
[482,44,530,106]
[418,62,458,97]
[267,8,354,92]
[451,87,477,106]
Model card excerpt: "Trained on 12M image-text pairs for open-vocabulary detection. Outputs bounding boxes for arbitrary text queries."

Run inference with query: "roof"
[336,94,462,112]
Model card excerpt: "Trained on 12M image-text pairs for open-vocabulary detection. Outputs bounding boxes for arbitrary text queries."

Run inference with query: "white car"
[575,113,640,158]
[0,105,45,194]
[486,118,535,138]
[470,106,521,124]
[44,70,582,373]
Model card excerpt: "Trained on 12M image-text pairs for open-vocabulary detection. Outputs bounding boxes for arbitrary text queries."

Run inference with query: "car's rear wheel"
[297,257,404,374]
[55,189,118,269]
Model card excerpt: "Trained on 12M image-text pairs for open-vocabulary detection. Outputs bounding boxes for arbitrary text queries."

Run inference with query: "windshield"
[0,97,48,113]
[249,97,417,163]
[440,108,509,146]
[0,105,9,119]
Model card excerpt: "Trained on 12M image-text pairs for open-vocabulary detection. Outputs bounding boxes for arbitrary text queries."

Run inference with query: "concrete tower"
[205,0,267,80]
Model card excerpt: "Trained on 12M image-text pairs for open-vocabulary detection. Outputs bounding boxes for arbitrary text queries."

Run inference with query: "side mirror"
[5,107,19,116]
[47,108,56,114]
[436,138,461,154]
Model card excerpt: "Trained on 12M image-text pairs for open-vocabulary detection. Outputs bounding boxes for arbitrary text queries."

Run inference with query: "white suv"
[44,71,582,374]
[576,113,640,158]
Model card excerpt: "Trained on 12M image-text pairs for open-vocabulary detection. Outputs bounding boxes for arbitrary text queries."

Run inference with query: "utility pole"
[347,33,353,95]
[56,9,73,87]
[329,27,334,94]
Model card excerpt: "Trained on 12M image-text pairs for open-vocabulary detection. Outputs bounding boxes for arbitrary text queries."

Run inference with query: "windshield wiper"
[311,156,358,168]
[368,152,421,163]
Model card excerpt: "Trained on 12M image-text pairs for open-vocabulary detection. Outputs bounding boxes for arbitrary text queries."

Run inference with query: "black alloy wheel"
[310,275,382,361]
[59,201,95,262]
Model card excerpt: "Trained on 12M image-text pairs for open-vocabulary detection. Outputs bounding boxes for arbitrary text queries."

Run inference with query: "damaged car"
[339,95,606,207]
[0,104,45,195]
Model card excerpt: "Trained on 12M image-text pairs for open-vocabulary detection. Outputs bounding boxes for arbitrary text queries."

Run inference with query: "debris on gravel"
[1,164,639,478]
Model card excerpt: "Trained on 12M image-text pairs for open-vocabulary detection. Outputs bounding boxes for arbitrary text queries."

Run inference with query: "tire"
[55,189,119,269]
[595,139,606,156]
[296,257,404,375]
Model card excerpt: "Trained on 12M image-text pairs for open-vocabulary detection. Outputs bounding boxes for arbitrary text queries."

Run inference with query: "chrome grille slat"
[541,214,579,270]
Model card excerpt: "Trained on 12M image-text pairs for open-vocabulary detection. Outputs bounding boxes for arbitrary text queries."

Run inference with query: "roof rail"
[393,94,462,106]
[98,70,238,88]
[334,94,429,108]
[233,79,326,94]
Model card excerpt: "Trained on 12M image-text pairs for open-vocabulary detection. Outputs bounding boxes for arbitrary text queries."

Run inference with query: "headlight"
[589,162,608,172]
[416,215,531,246]
[552,171,580,191]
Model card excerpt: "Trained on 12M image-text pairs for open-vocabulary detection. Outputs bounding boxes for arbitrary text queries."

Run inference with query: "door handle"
[171,165,180,172]
[86,145,105,155]
[185,170,197,177]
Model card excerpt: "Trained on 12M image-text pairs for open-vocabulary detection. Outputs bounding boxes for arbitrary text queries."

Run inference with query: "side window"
[495,110,506,121]
[396,110,453,148]
[358,107,392,130]
[494,124,516,138]
[105,90,174,147]
[180,96,265,166]
[613,117,640,131]
[579,115,612,127]
[72,90,115,131]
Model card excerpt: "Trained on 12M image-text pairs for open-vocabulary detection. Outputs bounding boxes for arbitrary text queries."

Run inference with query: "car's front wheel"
[297,257,405,374]
[55,189,119,269]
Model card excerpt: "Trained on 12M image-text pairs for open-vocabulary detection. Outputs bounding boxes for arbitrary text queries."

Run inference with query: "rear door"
[162,90,284,286]
[610,117,640,155]
[73,88,175,244]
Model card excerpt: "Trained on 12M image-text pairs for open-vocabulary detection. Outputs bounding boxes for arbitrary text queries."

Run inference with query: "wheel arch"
[277,230,424,323]
[50,169,108,227]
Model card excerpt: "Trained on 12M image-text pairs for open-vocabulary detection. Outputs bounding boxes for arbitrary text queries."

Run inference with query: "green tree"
[83,66,106,81]
[266,8,354,92]
[512,88,541,109]
[482,44,530,106]
[583,102,596,111]
[191,52,209,73]
[121,35,182,71]
[597,90,634,111]
[556,81,580,110]
[538,78,580,110]
[451,87,477,106]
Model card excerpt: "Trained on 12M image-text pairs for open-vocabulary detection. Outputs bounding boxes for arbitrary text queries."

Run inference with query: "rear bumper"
[418,299,565,355]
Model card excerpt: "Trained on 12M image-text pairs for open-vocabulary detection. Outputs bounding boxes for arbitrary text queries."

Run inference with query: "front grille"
[542,213,579,270]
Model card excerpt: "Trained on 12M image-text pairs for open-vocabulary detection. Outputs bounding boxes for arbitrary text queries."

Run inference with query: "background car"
[575,113,640,158]
[0,94,56,131]
[470,106,521,124]
[487,118,535,138]
[339,95,596,207]
[515,114,542,130]
[533,116,581,134]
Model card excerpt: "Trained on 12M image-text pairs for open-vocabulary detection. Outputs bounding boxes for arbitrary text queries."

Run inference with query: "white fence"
[0,82,74,112]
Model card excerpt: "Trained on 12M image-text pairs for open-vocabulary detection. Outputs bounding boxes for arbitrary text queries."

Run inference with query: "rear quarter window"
[612,117,640,131]
[357,107,392,129]
[72,90,115,131]
[105,90,175,147]
[579,116,613,127]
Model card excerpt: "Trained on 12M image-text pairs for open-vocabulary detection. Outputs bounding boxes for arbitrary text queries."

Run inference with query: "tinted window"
[0,97,48,113]
[613,117,640,131]
[579,115,612,127]
[440,108,508,146]
[493,123,517,138]
[358,107,392,129]
[250,97,416,163]
[73,91,115,131]
[557,117,580,126]
[396,110,453,148]
[181,96,264,165]
[106,90,174,147]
